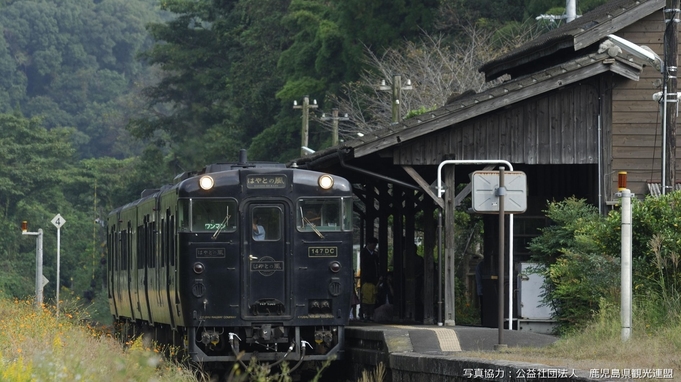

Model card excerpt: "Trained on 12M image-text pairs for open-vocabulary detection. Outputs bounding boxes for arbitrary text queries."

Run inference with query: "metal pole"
[37,229,43,308]
[436,159,517,332]
[619,188,633,341]
[664,2,679,193]
[56,226,61,316]
[496,168,507,349]
[23,228,44,309]
[508,212,514,331]
[437,209,443,326]
[662,81,668,195]
[566,0,577,22]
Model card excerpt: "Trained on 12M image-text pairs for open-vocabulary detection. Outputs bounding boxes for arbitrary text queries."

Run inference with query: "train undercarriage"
[114,317,344,372]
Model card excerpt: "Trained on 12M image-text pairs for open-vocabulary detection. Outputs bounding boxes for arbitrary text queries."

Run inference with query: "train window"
[177,200,189,231]
[191,199,237,232]
[252,206,281,241]
[297,198,342,232]
[342,197,353,231]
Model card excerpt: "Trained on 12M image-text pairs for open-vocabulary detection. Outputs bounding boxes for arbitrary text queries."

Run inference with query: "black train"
[106,150,354,370]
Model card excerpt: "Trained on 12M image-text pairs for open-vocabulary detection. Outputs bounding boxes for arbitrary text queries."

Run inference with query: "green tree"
[136,0,441,163]
[130,0,279,168]
[0,0,162,158]
[0,113,78,297]
[228,0,290,146]
[460,0,526,23]
[336,0,438,76]
[0,112,152,304]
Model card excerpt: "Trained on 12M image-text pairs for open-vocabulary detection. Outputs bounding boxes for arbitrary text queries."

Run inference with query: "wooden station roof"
[290,0,661,189]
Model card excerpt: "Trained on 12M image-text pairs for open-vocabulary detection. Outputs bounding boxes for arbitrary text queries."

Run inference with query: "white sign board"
[51,214,65,229]
[471,171,527,213]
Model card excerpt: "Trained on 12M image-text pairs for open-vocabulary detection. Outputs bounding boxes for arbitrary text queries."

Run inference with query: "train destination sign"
[196,248,226,258]
[251,257,284,276]
[246,174,287,189]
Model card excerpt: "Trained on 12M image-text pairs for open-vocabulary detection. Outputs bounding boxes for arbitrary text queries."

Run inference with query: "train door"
[140,216,153,324]
[163,208,176,329]
[108,224,119,317]
[118,222,133,319]
[243,203,291,319]
[156,215,168,322]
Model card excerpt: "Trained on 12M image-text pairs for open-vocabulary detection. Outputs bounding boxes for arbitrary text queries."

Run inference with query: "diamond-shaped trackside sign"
[51,214,65,229]
[471,171,527,213]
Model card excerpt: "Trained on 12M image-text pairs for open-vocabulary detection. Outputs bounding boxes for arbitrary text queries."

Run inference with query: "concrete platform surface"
[342,323,606,381]
[348,322,558,354]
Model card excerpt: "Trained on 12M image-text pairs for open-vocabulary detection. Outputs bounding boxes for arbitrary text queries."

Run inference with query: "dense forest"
[0,0,607,318]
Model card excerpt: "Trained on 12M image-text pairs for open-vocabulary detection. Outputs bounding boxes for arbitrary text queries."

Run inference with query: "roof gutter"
[337,149,421,191]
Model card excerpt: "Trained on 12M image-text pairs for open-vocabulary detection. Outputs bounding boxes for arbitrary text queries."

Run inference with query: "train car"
[106,150,354,369]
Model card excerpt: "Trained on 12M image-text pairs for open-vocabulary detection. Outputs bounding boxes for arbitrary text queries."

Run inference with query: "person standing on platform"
[360,237,380,321]
[476,260,484,325]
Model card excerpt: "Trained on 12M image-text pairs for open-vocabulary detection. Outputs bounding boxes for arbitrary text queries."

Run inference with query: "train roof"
[173,150,286,184]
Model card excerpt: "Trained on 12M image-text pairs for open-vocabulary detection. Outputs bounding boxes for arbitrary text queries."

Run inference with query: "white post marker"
[51,214,65,316]
[618,189,633,341]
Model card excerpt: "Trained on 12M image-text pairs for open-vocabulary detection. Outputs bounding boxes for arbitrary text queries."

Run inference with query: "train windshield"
[191,199,238,232]
[297,198,349,232]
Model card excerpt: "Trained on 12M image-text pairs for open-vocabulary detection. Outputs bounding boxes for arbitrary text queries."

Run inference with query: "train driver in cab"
[253,216,265,240]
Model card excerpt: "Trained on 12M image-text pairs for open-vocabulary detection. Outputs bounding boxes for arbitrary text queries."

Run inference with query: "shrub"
[528,192,681,334]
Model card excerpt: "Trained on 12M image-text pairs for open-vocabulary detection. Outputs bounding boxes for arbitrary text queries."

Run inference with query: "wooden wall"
[394,78,601,168]
[614,12,681,197]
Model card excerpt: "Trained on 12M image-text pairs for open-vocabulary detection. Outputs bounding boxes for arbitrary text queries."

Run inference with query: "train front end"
[176,165,354,368]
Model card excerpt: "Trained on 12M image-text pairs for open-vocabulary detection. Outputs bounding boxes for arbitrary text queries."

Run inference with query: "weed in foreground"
[0,297,197,382]
[357,362,386,382]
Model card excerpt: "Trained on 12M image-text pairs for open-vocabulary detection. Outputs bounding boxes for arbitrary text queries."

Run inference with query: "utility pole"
[379,75,413,123]
[293,96,318,156]
[664,1,679,193]
[321,108,350,146]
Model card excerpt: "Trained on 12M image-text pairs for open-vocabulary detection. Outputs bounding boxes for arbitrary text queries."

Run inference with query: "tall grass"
[0,297,198,382]
[464,295,681,373]
[0,296,338,382]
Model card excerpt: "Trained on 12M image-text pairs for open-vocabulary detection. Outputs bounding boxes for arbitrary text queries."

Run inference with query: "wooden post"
[393,188,404,318]
[378,183,389,276]
[403,192,416,321]
[423,202,436,325]
[293,96,318,156]
[392,75,402,123]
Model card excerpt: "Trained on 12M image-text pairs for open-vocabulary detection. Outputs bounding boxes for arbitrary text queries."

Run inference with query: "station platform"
[341,322,603,381]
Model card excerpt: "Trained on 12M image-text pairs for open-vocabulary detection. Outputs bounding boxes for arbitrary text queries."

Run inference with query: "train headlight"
[329,261,341,273]
[193,262,205,274]
[199,175,214,190]
[318,174,334,190]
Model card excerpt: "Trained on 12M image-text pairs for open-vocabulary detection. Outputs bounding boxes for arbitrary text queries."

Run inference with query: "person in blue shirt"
[252,216,265,240]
